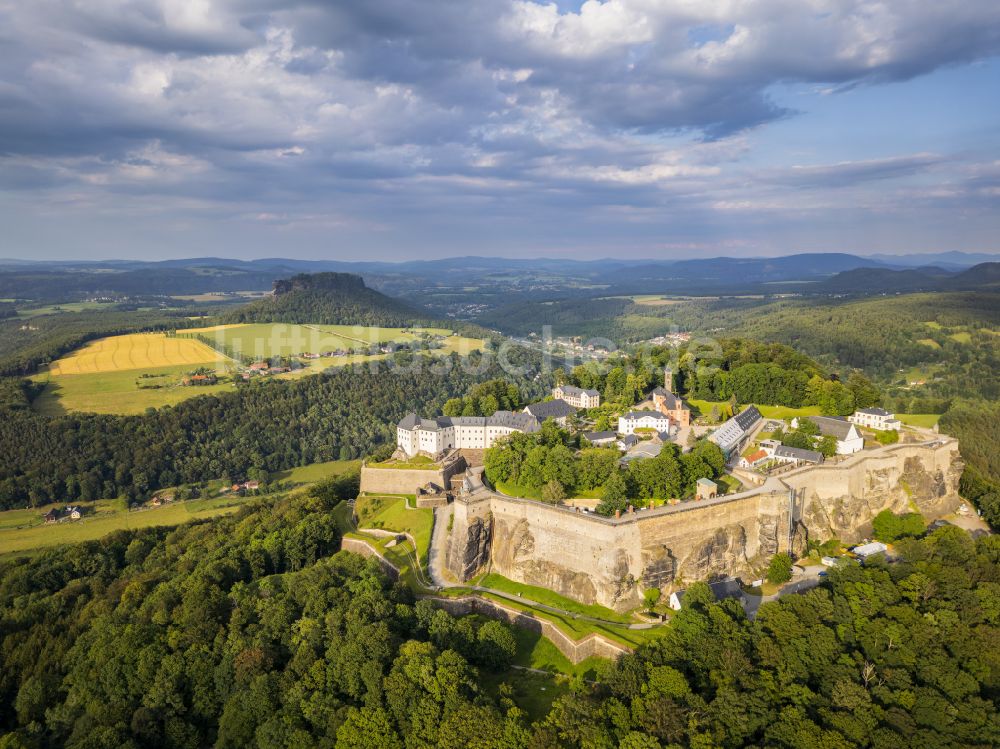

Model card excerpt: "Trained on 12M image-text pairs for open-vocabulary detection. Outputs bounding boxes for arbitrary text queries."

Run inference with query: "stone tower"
[664,367,673,392]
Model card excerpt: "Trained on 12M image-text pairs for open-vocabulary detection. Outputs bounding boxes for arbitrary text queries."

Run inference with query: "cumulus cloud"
[0,0,998,257]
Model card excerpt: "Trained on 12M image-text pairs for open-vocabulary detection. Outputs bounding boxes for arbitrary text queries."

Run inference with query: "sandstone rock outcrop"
[446,437,963,611]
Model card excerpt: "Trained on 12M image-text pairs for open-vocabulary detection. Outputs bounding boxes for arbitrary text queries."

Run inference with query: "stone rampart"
[359,452,466,495]
[446,438,963,611]
[428,596,632,664]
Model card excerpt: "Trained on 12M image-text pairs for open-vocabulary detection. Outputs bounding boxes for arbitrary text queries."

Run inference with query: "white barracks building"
[396,411,541,457]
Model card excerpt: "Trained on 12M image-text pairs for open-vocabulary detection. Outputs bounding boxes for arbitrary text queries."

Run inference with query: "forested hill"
[1,499,997,747]
[221,272,423,327]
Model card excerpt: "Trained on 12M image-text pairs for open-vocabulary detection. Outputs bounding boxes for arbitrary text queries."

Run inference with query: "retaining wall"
[429,596,632,664]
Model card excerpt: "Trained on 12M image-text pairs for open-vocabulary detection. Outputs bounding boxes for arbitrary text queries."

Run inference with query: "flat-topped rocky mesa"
[445,437,963,612]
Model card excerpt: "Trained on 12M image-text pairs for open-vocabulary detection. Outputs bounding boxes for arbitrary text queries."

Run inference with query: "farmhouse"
[794,416,864,455]
[739,449,769,469]
[523,398,577,425]
[552,384,600,409]
[849,407,902,431]
[397,410,541,457]
[708,406,763,459]
[618,411,672,436]
[44,509,58,523]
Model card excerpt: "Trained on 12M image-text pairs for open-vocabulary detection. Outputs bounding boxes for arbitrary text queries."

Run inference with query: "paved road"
[428,504,453,588]
[743,565,826,618]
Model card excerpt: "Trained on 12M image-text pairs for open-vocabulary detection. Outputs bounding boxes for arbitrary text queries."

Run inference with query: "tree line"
[0,349,549,509]
[483,421,727,514]
[1,491,997,748]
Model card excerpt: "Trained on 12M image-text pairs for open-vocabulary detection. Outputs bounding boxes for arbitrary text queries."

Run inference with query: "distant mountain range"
[815,262,1000,294]
[0,252,997,304]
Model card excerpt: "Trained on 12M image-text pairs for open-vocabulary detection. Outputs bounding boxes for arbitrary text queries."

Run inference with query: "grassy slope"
[479,573,632,623]
[31,363,237,415]
[274,459,361,485]
[354,495,433,561]
[0,496,243,557]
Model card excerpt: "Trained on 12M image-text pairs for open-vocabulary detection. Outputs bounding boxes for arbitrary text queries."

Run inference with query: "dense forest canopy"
[1,493,997,748]
[0,309,202,377]
[0,349,549,509]
[220,273,422,327]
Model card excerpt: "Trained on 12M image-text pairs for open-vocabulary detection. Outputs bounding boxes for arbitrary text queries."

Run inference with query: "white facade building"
[552,385,600,409]
[397,411,540,457]
[849,408,902,431]
[618,410,672,436]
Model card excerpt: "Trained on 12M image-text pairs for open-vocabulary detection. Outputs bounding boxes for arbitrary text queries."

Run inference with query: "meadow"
[180,322,480,358]
[32,363,236,415]
[0,495,244,557]
[29,324,483,415]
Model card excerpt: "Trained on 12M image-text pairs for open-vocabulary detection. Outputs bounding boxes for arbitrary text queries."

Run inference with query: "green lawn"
[367,455,438,470]
[354,495,434,562]
[479,573,633,623]
[716,474,744,494]
[949,331,972,344]
[478,668,570,723]
[898,413,942,428]
[495,480,542,500]
[274,459,360,485]
[0,496,244,557]
[689,399,822,421]
[31,364,236,415]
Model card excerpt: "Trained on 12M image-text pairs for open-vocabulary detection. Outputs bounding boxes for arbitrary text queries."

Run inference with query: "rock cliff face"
[446,514,492,580]
[790,442,963,543]
[446,439,963,611]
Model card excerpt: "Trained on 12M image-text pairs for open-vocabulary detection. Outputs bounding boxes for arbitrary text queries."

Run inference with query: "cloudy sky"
[1,0,999,261]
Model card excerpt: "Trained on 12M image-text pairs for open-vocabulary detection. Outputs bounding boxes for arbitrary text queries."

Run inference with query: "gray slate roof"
[398,410,540,432]
[524,399,577,420]
[622,410,667,420]
[808,415,855,440]
[559,384,600,397]
[583,431,616,442]
[651,387,687,410]
[858,407,892,417]
[774,445,824,463]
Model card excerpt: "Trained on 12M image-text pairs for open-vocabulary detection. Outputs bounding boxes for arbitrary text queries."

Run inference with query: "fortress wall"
[484,488,789,611]
[446,438,964,612]
[488,499,643,611]
[787,438,962,543]
[429,596,632,664]
[359,456,465,495]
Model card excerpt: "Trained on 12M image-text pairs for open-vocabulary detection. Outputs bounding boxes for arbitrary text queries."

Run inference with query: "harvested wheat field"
[48,333,228,375]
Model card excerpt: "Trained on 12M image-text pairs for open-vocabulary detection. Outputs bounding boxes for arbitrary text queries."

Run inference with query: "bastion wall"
[446,438,963,611]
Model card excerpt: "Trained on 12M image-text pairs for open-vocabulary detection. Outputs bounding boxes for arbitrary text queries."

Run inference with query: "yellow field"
[49,333,228,375]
